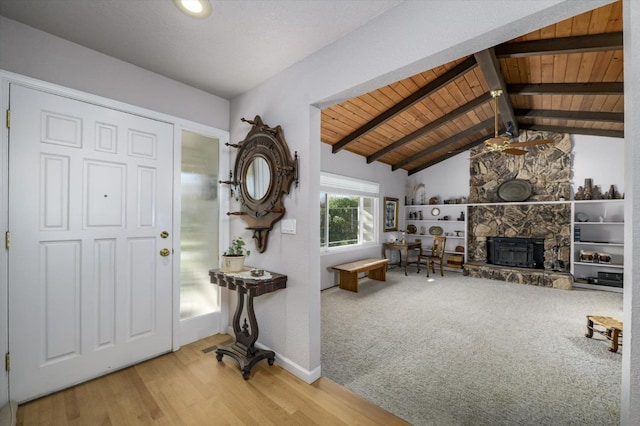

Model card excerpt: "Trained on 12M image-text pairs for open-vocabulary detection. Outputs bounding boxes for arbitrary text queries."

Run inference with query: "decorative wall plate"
[497,179,532,202]
[429,226,443,235]
[431,207,440,216]
[406,224,417,234]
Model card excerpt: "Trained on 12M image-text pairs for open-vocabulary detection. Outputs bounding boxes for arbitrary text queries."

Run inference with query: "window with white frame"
[320,172,379,250]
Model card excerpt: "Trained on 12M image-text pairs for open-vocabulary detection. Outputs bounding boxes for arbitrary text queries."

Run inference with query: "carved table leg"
[215,290,275,379]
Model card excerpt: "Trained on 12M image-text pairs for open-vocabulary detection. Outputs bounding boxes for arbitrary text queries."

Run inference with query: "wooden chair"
[406,239,423,273]
[419,235,446,277]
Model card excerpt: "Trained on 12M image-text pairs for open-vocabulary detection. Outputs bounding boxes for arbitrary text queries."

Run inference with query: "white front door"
[7,84,174,402]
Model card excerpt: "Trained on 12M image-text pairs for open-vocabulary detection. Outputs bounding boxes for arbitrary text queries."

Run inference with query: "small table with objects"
[209,268,287,379]
[382,241,422,276]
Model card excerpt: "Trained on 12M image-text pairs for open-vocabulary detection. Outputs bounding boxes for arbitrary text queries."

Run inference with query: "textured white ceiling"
[0,0,403,99]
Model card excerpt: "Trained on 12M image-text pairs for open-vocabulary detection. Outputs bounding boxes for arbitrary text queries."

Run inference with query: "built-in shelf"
[575,222,624,225]
[408,220,465,224]
[573,281,623,293]
[573,261,623,269]
[574,241,623,247]
[406,203,467,265]
[572,199,624,291]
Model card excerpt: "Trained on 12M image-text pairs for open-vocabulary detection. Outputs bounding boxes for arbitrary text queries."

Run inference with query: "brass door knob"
[160,248,170,257]
[160,231,169,238]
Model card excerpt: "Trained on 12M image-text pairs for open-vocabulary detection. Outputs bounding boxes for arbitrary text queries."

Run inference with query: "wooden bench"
[332,258,389,292]
[585,315,623,353]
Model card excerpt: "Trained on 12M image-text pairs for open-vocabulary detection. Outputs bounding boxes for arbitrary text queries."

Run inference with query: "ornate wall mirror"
[222,115,298,253]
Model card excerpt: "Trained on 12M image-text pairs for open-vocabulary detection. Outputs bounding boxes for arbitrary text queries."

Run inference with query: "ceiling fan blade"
[503,148,528,155]
[509,139,555,148]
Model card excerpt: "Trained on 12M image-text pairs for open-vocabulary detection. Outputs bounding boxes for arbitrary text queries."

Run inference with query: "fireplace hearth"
[487,237,544,269]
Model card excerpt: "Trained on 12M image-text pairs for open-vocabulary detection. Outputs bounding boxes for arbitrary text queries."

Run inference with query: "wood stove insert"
[487,237,544,269]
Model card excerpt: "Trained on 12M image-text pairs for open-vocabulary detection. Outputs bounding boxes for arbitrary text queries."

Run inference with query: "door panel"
[8,84,174,402]
[41,240,81,363]
[95,238,116,348]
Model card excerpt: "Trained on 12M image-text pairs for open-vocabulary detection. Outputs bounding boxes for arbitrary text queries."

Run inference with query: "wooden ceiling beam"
[331,56,477,153]
[495,32,623,58]
[509,83,624,95]
[409,121,624,175]
[514,109,624,123]
[391,118,494,171]
[519,123,624,138]
[474,48,518,135]
[366,92,492,163]
[407,136,486,175]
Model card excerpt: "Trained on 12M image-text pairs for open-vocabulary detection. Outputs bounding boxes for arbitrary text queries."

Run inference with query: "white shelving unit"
[571,199,624,292]
[405,203,468,268]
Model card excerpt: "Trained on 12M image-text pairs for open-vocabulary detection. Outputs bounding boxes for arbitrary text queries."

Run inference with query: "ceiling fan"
[484,89,554,155]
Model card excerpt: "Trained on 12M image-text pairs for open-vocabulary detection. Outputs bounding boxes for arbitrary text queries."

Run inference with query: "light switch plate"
[281,219,296,234]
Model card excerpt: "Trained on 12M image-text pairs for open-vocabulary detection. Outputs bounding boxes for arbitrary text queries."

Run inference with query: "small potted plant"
[221,236,251,272]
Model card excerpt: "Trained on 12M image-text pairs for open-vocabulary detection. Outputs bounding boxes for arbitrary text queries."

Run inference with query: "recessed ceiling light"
[173,0,212,18]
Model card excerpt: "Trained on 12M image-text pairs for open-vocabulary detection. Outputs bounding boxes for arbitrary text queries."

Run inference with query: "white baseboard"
[255,341,321,384]
[225,326,320,384]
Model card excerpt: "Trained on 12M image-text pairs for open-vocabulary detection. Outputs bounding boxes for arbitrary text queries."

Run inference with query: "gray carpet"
[321,269,623,426]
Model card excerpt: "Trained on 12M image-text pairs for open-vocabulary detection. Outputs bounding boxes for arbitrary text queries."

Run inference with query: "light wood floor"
[17,334,408,425]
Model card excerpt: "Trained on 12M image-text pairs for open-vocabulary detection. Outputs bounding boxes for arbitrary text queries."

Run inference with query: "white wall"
[319,143,406,290]
[572,135,625,196]
[407,152,472,203]
[0,17,230,131]
[229,0,615,384]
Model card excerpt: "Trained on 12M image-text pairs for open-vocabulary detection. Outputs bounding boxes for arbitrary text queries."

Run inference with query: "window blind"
[320,172,379,197]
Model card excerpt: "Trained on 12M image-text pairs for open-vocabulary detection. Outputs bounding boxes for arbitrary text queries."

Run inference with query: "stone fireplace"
[464,131,573,289]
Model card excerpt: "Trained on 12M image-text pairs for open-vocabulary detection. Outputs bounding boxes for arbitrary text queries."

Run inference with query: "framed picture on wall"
[384,197,399,232]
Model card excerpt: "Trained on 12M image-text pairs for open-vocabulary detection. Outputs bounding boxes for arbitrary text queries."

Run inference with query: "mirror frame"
[230,115,298,253]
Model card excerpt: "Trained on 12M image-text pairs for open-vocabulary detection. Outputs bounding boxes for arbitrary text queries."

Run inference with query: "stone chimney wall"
[467,131,572,271]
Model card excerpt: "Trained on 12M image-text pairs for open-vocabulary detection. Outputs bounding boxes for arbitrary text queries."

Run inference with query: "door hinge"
[5,109,9,128]
[5,353,9,372]
[5,231,9,250]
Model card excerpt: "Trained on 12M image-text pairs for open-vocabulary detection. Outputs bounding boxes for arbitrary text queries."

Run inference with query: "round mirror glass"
[245,156,271,200]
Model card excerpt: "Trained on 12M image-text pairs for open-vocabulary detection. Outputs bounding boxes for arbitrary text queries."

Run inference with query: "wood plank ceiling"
[320,1,623,175]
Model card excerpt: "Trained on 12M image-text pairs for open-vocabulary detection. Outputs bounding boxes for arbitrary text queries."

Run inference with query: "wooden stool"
[585,315,623,353]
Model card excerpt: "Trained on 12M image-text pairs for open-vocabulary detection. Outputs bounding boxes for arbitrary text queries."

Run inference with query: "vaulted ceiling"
[320,1,623,175]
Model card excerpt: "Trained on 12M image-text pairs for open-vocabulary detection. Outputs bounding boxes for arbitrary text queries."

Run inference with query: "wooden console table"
[209,268,287,379]
[383,241,422,276]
